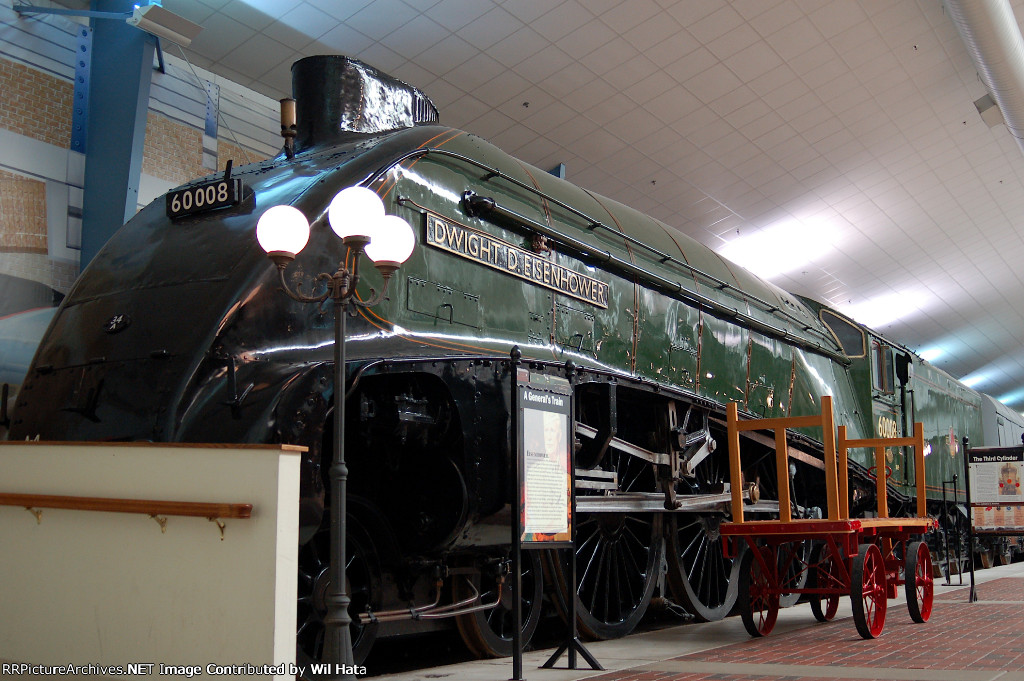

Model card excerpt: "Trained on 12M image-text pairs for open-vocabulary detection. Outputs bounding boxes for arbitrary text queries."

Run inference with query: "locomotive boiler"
[8,55,1021,666]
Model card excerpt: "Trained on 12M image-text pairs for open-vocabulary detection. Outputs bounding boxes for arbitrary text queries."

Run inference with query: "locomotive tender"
[8,56,1023,663]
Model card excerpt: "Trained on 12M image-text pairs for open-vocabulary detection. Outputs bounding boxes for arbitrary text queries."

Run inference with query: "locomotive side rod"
[357,576,504,624]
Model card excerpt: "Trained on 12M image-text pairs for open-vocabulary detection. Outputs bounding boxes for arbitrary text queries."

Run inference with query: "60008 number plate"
[166,178,243,218]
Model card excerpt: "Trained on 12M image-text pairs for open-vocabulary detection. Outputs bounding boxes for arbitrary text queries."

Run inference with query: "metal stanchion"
[940,477,962,585]
[541,361,600,673]
[510,346,524,681]
[962,437,977,602]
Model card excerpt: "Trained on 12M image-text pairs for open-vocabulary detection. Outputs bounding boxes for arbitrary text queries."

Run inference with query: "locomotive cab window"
[872,340,895,394]
[820,309,866,357]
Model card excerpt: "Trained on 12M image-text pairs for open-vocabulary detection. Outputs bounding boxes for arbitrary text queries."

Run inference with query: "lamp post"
[256,186,414,679]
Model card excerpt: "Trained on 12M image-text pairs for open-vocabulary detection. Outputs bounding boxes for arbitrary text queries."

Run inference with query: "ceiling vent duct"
[946,0,1024,154]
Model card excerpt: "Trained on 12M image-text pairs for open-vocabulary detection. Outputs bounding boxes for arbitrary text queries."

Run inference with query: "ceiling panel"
[428,0,492,32]
[219,0,278,30]
[310,22,376,57]
[186,11,254,61]
[218,32,295,77]
[457,6,522,50]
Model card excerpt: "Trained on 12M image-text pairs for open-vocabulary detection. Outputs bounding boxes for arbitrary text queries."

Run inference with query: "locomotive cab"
[814,304,924,510]
[868,336,912,491]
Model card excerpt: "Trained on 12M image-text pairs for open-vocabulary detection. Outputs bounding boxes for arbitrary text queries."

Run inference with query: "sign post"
[508,349,599,678]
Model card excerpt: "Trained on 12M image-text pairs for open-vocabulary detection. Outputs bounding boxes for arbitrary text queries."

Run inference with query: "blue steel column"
[79,0,155,272]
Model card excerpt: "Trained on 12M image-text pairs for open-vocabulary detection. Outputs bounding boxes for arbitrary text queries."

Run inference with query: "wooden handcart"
[720,396,937,639]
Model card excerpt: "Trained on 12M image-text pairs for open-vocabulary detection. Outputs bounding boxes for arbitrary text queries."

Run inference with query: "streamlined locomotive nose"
[10,280,228,442]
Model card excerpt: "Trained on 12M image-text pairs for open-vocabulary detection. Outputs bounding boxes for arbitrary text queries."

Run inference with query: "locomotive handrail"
[368,146,843,358]
[390,150,747,294]
[458,190,851,366]
[0,492,252,520]
[379,148,775,306]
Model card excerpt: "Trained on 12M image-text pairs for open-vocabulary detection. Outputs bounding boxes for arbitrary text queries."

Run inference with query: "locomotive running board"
[575,489,767,513]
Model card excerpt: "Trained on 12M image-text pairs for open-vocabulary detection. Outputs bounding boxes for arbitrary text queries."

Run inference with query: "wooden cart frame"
[720,396,937,638]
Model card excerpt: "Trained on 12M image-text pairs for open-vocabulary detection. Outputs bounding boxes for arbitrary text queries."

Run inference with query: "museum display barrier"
[0,441,301,679]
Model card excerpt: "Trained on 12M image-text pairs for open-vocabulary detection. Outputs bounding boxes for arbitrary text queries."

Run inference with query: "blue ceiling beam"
[78,0,155,272]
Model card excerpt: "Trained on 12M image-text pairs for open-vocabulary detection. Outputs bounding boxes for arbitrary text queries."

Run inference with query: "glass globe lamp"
[328,186,384,242]
[364,214,415,275]
[256,204,310,266]
[253,185,417,680]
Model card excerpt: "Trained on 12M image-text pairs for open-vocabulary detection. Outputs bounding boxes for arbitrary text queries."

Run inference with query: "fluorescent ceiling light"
[718,218,838,280]
[837,290,928,329]
[918,347,943,362]
[960,372,988,388]
[997,388,1024,403]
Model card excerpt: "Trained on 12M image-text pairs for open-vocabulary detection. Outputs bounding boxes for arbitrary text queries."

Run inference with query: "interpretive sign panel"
[518,370,572,546]
[967,446,1024,533]
[0,441,301,679]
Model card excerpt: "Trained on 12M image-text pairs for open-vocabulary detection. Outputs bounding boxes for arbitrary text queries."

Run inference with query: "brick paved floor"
[935,573,1024,601]
[588,576,1024,681]
[368,566,1024,681]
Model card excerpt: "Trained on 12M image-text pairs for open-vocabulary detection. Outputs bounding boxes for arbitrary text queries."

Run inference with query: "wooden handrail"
[0,493,252,519]
[726,399,929,529]
[727,396,839,524]
[838,421,927,519]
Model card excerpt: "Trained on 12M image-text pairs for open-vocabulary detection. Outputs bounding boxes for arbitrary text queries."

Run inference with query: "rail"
[0,493,252,536]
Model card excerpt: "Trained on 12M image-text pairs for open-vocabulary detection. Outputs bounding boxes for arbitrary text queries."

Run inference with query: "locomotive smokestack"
[290,55,438,153]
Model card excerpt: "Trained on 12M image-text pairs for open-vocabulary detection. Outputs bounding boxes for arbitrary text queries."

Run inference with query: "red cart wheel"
[851,543,887,638]
[905,541,933,623]
[777,539,811,608]
[809,543,840,622]
[739,545,779,637]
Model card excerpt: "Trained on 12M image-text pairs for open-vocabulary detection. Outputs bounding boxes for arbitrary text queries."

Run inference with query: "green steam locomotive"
[8,56,1020,666]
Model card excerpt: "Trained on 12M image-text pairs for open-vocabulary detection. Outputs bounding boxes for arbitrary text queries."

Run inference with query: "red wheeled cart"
[720,396,937,639]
